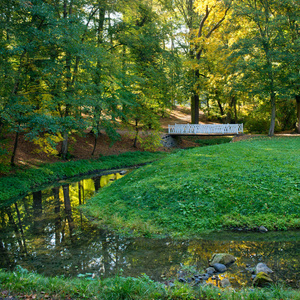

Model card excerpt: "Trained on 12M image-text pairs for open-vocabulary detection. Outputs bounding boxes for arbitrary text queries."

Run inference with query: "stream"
[0,170,299,289]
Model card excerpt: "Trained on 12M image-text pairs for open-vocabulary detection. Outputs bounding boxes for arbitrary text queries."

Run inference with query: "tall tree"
[189,0,232,123]
[231,0,288,135]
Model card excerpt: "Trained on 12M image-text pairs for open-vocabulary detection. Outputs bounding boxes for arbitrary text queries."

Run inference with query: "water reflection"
[0,171,299,289]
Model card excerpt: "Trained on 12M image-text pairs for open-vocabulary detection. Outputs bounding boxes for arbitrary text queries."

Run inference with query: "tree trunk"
[191,93,200,124]
[60,131,69,159]
[52,187,61,245]
[78,182,82,205]
[32,191,43,234]
[63,184,74,235]
[268,92,276,136]
[14,202,27,253]
[6,207,24,253]
[10,131,19,166]
[217,100,225,122]
[296,95,300,133]
[226,96,237,123]
[93,176,101,192]
[233,97,238,123]
[91,133,98,156]
[133,119,139,148]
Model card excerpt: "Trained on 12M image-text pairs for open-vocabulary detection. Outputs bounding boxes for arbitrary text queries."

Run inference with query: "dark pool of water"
[0,170,299,289]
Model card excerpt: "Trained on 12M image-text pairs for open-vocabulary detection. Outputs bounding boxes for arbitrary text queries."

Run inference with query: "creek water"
[0,170,299,289]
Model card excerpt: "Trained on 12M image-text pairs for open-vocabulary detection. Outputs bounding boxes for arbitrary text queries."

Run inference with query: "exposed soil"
[2,106,201,168]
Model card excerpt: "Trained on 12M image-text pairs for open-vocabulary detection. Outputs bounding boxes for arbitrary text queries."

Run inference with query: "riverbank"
[0,151,167,206]
[1,269,299,300]
[81,136,300,237]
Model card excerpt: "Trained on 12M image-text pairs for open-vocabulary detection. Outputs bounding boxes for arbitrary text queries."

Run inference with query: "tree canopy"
[1,0,299,167]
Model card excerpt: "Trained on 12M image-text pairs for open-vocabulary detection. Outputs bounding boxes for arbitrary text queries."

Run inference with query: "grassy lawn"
[82,137,300,237]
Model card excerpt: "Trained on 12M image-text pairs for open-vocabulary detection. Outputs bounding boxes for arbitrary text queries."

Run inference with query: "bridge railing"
[168,123,243,135]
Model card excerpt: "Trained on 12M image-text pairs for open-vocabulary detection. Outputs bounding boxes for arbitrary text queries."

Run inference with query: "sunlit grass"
[82,137,300,237]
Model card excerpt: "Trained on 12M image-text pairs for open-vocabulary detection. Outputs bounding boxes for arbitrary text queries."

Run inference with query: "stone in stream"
[212,263,227,273]
[253,272,273,287]
[161,135,178,148]
[209,253,236,266]
[201,273,210,281]
[255,263,273,274]
[206,267,216,275]
[220,278,231,288]
[259,225,268,233]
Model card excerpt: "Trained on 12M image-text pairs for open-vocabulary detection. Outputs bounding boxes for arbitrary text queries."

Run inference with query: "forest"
[1,0,300,167]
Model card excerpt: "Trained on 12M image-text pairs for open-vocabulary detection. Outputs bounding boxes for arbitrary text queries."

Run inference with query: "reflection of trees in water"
[0,172,299,287]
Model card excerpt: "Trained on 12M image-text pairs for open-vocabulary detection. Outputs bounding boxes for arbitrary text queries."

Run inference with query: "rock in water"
[259,225,268,233]
[209,253,236,266]
[206,267,216,275]
[256,263,273,274]
[220,278,231,288]
[212,263,227,273]
[253,272,273,287]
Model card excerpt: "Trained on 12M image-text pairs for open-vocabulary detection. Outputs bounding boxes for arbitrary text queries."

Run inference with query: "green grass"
[0,151,167,207]
[82,137,300,237]
[0,269,299,300]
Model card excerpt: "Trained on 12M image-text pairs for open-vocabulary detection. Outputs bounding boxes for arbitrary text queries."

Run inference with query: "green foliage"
[137,130,163,151]
[83,138,300,237]
[244,113,270,134]
[0,0,181,163]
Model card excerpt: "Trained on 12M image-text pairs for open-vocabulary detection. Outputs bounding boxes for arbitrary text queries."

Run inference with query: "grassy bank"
[0,151,167,207]
[0,269,299,300]
[82,137,300,237]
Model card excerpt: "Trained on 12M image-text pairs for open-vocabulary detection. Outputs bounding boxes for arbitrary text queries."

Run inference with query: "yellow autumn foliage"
[33,133,64,156]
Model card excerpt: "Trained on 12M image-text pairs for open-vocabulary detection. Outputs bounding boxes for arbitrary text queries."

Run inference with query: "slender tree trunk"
[226,96,236,123]
[32,191,43,234]
[78,182,82,205]
[63,184,74,235]
[61,131,69,159]
[91,133,98,156]
[217,100,225,121]
[268,92,276,136]
[14,203,27,254]
[191,93,200,124]
[233,97,238,123]
[52,187,61,246]
[93,176,101,192]
[296,95,300,133]
[10,131,19,166]
[6,207,24,253]
[133,119,139,148]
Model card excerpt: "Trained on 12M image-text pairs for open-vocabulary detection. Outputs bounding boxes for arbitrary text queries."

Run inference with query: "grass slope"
[0,151,167,207]
[82,137,300,237]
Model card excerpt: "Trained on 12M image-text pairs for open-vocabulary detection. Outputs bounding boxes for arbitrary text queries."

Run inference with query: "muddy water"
[0,170,299,289]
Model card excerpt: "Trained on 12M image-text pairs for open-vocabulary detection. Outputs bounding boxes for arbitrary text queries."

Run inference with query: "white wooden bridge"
[168,123,243,135]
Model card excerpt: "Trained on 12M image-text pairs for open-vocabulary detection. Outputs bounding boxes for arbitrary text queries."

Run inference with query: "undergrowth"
[0,269,299,300]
